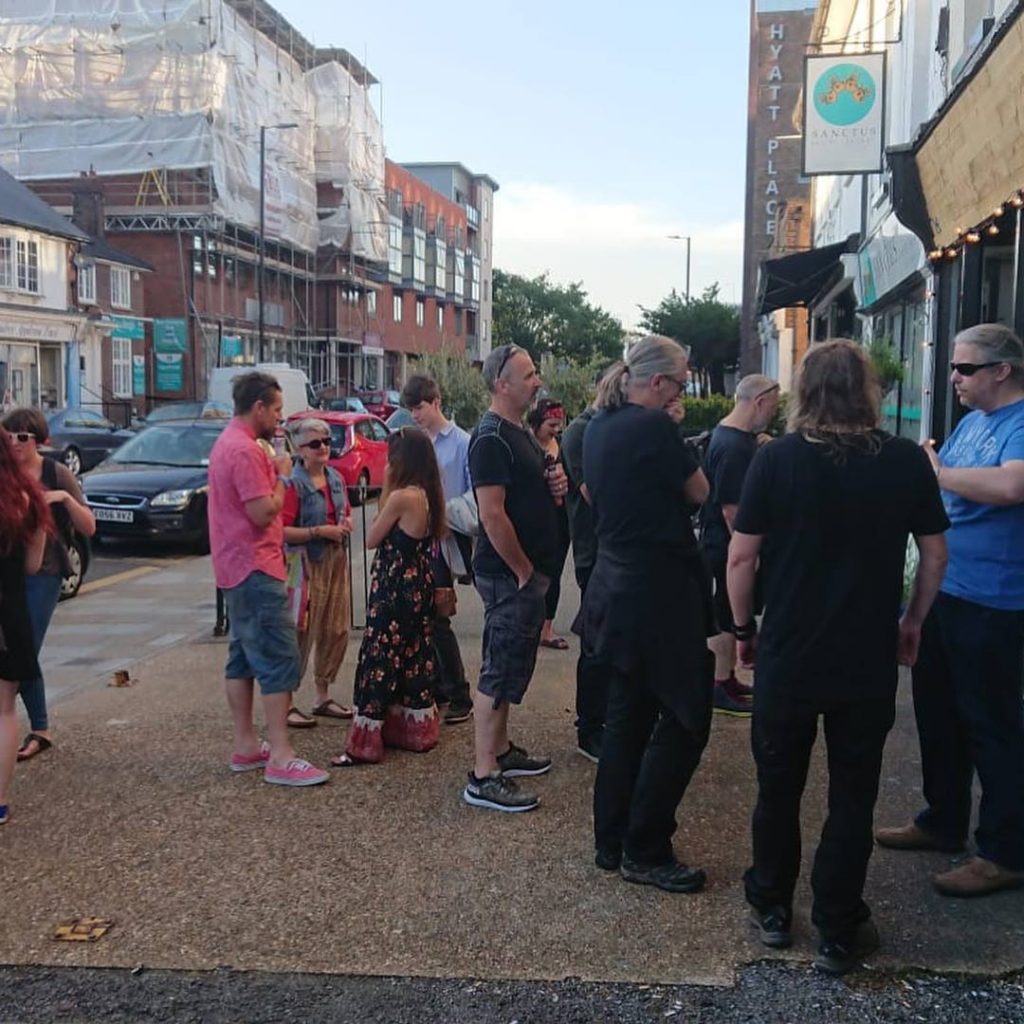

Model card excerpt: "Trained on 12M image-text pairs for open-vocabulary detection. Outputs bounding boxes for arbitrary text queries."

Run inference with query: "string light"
[987,224,1000,236]
[993,206,1006,218]
[965,231,982,244]
[1012,193,1024,209]
[945,248,959,259]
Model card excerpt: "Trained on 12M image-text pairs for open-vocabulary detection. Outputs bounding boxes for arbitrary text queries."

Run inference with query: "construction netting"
[0,0,387,259]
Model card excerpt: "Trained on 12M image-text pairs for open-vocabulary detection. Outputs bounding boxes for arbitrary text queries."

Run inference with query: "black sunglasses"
[950,361,1003,376]
[495,345,522,380]
[300,438,328,450]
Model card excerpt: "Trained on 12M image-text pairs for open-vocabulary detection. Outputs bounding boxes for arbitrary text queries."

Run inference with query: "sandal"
[539,637,570,650]
[311,700,354,720]
[286,707,317,729]
[17,733,53,762]
[330,752,369,768]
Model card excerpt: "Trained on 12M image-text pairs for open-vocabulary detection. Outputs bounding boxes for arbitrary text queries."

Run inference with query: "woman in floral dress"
[332,428,447,766]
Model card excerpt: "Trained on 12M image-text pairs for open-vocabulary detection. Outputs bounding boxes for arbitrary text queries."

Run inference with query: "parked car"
[46,409,135,476]
[287,410,388,506]
[82,418,229,552]
[60,530,92,601]
[326,396,369,414]
[136,400,232,429]
[358,389,401,420]
[385,407,416,431]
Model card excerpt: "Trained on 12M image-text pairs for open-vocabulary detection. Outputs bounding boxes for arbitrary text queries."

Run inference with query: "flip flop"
[286,707,317,729]
[312,700,354,720]
[539,637,570,650]
[17,733,53,762]
[330,752,370,768]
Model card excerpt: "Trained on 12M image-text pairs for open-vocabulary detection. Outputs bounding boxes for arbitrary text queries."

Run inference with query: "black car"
[82,419,228,552]
[47,408,135,476]
[60,530,92,601]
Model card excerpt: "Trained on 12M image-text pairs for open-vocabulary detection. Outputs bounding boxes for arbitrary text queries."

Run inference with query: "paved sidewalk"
[3,557,1023,987]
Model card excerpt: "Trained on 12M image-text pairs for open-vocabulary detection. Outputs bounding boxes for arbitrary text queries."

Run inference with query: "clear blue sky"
[272,0,750,327]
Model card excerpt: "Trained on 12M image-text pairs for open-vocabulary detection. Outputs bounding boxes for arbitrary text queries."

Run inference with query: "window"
[370,419,389,441]
[356,420,374,441]
[435,238,447,290]
[77,262,97,304]
[436,304,444,330]
[416,298,425,327]
[16,240,39,293]
[454,309,463,336]
[413,231,426,284]
[112,336,132,397]
[393,293,403,322]
[367,290,377,316]
[0,237,12,288]
[388,217,403,276]
[111,265,131,309]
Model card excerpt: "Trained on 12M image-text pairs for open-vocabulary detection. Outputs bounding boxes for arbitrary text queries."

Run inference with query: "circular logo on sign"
[813,63,876,126]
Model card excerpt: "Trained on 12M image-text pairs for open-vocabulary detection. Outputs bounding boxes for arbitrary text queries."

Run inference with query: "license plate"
[94,508,134,523]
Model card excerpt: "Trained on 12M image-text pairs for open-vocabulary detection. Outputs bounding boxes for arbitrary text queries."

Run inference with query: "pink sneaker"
[264,758,329,787]
[230,741,270,773]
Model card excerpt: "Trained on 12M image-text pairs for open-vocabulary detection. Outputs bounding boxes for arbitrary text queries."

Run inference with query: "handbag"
[286,549,311,631]
[434,586,457,619]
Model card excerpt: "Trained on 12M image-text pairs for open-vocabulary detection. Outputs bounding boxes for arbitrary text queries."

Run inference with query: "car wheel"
[350,470,370,507]
[60,538,85,601]
[63,446,82,476]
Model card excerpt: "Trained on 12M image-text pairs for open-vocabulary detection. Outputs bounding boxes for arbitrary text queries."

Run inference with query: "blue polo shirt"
[939,398,1024,610]
[433,420,471,502]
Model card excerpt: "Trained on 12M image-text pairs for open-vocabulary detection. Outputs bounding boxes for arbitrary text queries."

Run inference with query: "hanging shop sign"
[803,52,886,175]
[155,352,183,391]
[110,316,145,341]
[153,318,188,354]
[132,354,146,395]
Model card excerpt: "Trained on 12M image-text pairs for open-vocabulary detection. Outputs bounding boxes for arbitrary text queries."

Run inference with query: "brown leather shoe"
[933,856,1024,897]
[874,822,963,853]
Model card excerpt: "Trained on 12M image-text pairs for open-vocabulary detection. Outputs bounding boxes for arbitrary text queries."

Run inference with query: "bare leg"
[262,690,298,767]
[225,677,262,757]
[0,680,19,807]
[709,632,737,681]
[473,689,510,778]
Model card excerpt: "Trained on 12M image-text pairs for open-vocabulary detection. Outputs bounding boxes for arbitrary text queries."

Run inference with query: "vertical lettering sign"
[803,52,886,174]
[765,22,785,240]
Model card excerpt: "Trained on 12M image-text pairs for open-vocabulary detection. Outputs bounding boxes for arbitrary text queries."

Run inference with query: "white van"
[208,363,319,420]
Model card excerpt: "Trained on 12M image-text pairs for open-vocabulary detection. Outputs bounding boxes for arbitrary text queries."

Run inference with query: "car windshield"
[108,424,224,467]
[146,402,205,423]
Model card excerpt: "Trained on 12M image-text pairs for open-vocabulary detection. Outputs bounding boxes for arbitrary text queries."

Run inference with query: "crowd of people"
[2,321,1023,976]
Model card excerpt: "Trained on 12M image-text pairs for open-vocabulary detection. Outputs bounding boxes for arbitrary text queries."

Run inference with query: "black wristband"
[733,620,757,641]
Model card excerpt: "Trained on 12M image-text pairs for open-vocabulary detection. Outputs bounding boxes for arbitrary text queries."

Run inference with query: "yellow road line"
[79,565,160,595]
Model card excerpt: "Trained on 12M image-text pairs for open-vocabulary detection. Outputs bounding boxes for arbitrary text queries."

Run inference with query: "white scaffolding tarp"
[0,0,386,258]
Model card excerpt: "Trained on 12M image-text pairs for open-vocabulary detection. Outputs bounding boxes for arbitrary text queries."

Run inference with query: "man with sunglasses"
[699,375,780,718]
[877,323,1024,897]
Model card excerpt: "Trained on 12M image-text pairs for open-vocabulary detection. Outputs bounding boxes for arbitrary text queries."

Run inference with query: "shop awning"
[757,234,860,315]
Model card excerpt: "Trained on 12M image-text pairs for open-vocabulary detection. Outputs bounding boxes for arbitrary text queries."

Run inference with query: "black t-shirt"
[700,424,758,560]
[469,410,558,578]
[560,407,597,572]
[733,431,950,698]
[583,403,702,561]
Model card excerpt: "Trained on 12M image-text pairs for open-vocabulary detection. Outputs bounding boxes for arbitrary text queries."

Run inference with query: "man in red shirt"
[207,371,329,787]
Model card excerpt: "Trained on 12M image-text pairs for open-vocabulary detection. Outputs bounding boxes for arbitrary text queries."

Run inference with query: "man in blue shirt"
[402,375,475,724]
[877,323,1024,897]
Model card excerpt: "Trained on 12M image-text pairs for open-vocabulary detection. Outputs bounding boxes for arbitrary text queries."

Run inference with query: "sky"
[272,0,751,329]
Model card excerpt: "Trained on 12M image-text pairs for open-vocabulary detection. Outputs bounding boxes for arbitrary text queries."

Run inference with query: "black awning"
[757,234,860,315]
[888,144,935,252]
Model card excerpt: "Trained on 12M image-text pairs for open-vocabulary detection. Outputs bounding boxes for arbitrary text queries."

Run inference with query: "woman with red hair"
[0,428,51,824]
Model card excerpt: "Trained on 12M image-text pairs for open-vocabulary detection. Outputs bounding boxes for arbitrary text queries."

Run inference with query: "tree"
[416,348,489,429]
[638,284,740,395]
[492,269,624,364]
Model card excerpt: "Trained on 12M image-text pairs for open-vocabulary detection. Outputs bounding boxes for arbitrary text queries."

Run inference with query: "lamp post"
[258,122,298,363]
[667,234,692,303]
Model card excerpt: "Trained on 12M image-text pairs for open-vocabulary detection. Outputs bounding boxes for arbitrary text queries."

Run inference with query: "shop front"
[0,312,81,412]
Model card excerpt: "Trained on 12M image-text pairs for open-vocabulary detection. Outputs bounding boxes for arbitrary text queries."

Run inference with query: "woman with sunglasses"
[281,418,354,726]
[0,427,52,824]
[332,427,446,766]
[1,408,96,763]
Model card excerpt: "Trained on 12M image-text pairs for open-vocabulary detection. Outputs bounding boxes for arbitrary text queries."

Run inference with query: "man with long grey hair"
[877,323,1024,898]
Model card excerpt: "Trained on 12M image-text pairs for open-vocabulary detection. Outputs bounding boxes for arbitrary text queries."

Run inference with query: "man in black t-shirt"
[727,340,949,975]
[700,374,779,717]
[462,344,568,814]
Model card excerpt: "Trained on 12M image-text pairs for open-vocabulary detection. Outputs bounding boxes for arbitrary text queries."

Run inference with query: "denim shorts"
[223,571,300,695]
[476,570,549,706]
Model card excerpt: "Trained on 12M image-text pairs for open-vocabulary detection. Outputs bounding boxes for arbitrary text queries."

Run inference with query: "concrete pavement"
[4,551,1024,988]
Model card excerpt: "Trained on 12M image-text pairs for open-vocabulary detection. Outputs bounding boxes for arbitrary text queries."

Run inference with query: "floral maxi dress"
[346,523,440,762]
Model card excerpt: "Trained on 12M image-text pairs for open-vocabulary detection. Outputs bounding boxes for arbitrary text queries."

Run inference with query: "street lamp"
[667,234,692,303]
[258,122,299,363]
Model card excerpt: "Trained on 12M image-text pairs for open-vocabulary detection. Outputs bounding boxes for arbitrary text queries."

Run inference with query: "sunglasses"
[661,374,688,391]
[950,361,1003,376]
[495,345,523,380]
[11,432,36,443]
[300,438,328,450]
[754,383,781,400]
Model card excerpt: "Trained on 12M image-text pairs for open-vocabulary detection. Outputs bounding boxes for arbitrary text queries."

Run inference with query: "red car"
[359,389,401,420]
[287,411,389,506]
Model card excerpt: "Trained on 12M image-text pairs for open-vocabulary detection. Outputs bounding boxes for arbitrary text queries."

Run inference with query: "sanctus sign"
[803,52,885,175]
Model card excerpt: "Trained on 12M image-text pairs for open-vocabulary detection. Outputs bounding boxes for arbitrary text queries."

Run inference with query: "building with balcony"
[401,162,499,360]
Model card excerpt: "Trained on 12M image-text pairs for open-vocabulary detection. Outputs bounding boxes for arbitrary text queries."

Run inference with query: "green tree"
[539,355,607,419]
[638,284,740,395]
[416,348,489,430]
[492,269,624,364]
